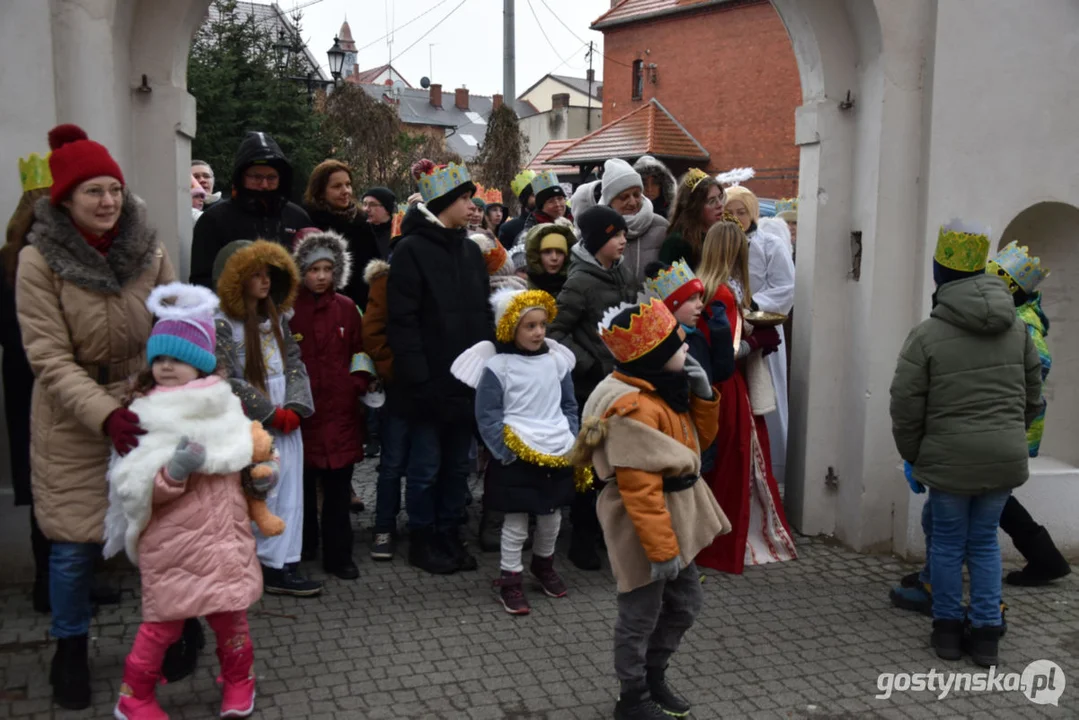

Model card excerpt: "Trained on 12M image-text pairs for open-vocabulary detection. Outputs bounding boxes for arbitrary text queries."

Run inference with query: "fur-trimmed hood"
[27,190,159,294]
[633,156,677,207]
[363,258,390,286]
[524,223,577,277]
[293,228,352,290]
[212,239,300,319]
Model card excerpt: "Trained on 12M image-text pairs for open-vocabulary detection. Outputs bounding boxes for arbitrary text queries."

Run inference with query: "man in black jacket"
[387,163,494,575]
[189,132,312,287]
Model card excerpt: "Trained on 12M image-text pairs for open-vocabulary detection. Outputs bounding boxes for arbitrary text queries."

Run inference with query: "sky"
[275,0,614,96]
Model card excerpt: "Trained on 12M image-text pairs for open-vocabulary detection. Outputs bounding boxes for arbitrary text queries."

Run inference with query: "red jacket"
[291,288,366,468]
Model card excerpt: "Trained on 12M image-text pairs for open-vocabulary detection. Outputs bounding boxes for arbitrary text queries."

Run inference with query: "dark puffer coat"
[189,132,311,288]
[386,204,494,423]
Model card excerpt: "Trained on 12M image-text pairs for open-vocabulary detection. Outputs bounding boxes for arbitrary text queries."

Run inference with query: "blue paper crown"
[530,170,560,195]
[987,240,1049,295]
[775,198,798,218]
[417,162,472,204]
[643,260,705,309]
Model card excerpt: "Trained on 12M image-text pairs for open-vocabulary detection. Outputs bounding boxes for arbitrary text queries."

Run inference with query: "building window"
[632,60,644,100]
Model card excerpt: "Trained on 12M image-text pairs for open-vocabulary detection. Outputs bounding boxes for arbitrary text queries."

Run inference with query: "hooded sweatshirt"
[889,275,1043,495]
[190,132,312,287]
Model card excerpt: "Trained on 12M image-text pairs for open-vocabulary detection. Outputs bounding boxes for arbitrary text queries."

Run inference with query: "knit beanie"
[47,124,125,206]
[362,187,397,213]
[145,283,219,374]
[427,181,475,217]
[578,205,628,256]
[600,158,643,206]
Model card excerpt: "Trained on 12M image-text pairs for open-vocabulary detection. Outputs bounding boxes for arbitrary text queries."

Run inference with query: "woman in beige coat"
[15,124,174,710]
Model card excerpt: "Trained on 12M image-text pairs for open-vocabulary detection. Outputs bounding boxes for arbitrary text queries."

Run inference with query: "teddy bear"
[242,421,286,536]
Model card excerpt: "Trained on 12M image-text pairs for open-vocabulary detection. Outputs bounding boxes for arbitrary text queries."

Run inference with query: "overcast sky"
[278,0,613,96]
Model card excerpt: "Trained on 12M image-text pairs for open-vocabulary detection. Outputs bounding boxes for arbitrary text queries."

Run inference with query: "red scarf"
[77,225,119,257]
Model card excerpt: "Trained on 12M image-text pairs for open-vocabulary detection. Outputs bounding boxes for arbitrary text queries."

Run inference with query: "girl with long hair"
[693,221,797,575]
[659,169,725,269]
[213,240,318,597]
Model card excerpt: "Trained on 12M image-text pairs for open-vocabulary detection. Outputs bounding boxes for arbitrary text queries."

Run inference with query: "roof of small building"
[592,0,732,30]
[208,2,328,81]
[345,64,414,88]
[527,139,580,175]
[546,98,709,165]
[518,73,604,103]
[355,84,538,160]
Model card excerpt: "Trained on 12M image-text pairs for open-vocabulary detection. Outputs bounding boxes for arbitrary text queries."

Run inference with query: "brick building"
[578,0,801,198]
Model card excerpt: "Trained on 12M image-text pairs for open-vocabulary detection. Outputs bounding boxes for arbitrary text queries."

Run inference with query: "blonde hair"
[724,185,759,222]
[697,221,752,309]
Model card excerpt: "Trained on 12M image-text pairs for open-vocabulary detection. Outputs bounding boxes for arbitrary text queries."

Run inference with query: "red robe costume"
[695,284,797,574]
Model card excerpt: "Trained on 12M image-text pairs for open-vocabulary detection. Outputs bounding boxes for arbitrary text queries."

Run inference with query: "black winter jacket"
[386,205,494,423]
[498,212,527,250]
[189,132,311,288]
[305,206,379,310]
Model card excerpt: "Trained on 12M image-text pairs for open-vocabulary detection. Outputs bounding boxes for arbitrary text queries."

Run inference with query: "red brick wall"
[600,1,800,199]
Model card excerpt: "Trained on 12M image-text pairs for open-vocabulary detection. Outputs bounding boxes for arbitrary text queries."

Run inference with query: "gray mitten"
[650,555,683,583]
[683,354,713,400]
[166,437,206,482]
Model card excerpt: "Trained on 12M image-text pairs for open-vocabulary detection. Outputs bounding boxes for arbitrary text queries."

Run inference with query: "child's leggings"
[125,611,252,682]
[501,512,560,572]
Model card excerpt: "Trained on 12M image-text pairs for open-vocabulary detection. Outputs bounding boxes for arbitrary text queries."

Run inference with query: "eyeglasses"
[361,200,384,210]
[705,197,724,208]
[244,171,279,186]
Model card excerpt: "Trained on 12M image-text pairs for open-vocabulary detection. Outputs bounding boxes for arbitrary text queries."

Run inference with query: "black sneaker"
[262,564,323,597]
[646,666,690,717]
[324,560,360,580]
[408,528,457,575]
[962,619,1001,668]
[370,532,396,561]
[446,529,478,571]
[614,686,669,720]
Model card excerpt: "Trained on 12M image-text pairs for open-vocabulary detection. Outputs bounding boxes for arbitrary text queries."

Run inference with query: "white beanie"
[600,158,643,207]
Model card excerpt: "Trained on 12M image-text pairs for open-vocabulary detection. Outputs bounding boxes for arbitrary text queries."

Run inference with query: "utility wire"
[358,0,454,53]
[537,0,632,68]
[390,0,469,64]
[526,0,572,69]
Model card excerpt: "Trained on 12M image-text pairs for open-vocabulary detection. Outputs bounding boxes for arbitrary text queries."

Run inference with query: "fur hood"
[633,156,677,206]
[27,190,160,294]
[213,239,300,319]
[293,228,352,290]
[524,223,577,277]
[363,258,390,286]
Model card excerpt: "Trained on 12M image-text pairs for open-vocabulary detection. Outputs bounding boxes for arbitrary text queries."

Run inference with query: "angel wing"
[450,341,497,389]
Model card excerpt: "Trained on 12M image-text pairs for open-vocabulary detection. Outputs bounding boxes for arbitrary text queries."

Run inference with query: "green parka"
[889,275,1042,495]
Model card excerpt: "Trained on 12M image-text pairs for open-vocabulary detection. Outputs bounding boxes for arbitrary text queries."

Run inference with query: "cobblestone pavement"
[0,458,1075,719]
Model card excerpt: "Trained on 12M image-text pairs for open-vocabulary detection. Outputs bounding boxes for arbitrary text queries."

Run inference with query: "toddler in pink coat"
[104,283,272,720]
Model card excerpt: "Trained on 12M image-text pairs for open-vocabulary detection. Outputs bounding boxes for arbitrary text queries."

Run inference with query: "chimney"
[493,93,504,111]
[552,92,570,110]
[429,83,442,108]
[455,87,470,110]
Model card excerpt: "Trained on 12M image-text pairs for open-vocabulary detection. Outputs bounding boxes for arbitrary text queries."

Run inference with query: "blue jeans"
[50,542,99,638]
[374,411,410,533]
[928,489,1010,627]
[405,420,472,531]
[919,501,932,586]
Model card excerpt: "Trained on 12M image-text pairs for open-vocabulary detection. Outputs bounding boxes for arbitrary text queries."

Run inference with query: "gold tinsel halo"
[503,426,594,492]
[495,289,558,344]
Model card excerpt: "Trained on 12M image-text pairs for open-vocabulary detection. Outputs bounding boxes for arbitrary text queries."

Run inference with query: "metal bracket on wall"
[839,90,855,111]
[825,466,839,490]
[850,231,863,281]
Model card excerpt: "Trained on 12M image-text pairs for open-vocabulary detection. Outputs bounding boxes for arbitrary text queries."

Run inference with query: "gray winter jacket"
[548,243,639,400]
[889,275,1042,495]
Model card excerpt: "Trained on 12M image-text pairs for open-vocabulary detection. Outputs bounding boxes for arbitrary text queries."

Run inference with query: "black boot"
[446,528,478,571]
[645,666,690,717]
[479,510,503,553]
[568,526,601,570]
[161,618,206,683]
[962,620,1001,668]
[613,684,668,720]
[51,635,90,710]
[262,564,323,596]
[1006,527,1071,586]
[408,528,457,575]
[931,619,963,661]
[30,512,51,614]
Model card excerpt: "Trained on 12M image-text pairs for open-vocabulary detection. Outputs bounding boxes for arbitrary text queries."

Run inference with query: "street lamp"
[326,36,346,83]
[273,29,294,73]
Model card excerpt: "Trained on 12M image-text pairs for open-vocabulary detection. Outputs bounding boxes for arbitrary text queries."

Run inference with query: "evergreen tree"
[473,105,529,213]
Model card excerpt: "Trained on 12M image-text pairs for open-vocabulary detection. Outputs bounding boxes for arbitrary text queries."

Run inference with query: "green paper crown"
[934,219,990,273]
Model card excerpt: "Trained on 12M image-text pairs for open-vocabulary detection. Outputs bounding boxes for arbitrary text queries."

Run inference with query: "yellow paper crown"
[19,153,52,193]
[682,168,708,193]
[599,297,678,364]
[934,219,990,273]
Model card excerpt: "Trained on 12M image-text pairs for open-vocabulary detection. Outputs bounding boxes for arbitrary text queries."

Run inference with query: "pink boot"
[217,635,256,718]
[114,661,168,720]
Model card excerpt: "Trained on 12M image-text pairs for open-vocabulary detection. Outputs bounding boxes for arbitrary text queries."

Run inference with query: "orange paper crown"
[599,297,679,364]
[481,187,503,205]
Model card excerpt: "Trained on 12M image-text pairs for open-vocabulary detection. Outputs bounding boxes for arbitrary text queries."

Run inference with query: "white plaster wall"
[520,77,599,112]
[521,107,604,164]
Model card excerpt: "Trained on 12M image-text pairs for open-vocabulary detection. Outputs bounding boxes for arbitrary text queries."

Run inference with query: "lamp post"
[326,36,346,84]
[274,29,342,105]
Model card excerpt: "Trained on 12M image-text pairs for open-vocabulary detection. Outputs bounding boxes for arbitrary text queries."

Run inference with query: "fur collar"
[104,377,255,563]
[363,258,390,285]
[27,190,159,294]
[293,228,352,290]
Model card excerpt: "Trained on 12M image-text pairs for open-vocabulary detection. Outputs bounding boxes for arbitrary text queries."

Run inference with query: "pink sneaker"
[114,682,168,720]
[219,675,255,718]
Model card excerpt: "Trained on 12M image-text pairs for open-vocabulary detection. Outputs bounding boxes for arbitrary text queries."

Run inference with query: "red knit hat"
[47,124,125,205]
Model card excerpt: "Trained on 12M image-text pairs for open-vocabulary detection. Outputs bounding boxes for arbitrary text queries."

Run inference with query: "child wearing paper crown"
[104,283,271,720]
[888,221,1042,668]
[451,289,579,615]
[290,227,374,580]
[569,297,730,720]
